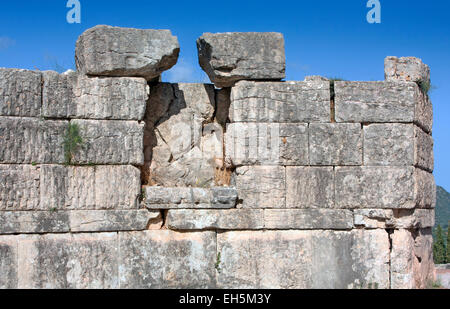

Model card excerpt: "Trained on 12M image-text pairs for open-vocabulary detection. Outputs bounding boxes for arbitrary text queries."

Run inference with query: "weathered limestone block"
[335,167,435,209]
[225,123,308,166]
[264,209,353,230]
[167,209,264,230]
[119,231,216,288]
[18,233,119,289]
[69,210,159,232]
[71,119,144,165]
[0,69,42,117]
[43,71,148,120]
[385,56,430,83]
[217,230,390,289]
[415,89,433,133]
[0,211,70,234]
[234,166,285,209]
[143,187,237,209]
[391,229,435,289]
[0,117,67,164]
[354,209,435,229]
[40,165,141,210]
[229,80,330,122]
[146,83,220,187]
[0,165,40,210]
[197,32,285,88]
[335,81,417,123]
[0,236,18,289]
[286,167,334,208]
[309,123,362,165]
[75,25,180,80]
[414,126,434,172]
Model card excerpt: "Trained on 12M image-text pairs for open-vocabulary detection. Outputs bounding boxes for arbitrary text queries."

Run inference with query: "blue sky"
[1,0,449,190]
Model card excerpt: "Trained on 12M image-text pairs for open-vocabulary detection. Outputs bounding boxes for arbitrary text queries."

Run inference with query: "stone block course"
[354,209,435,229]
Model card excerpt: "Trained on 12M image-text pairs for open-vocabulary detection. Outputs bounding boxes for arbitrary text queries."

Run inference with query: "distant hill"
[435,186,450,230]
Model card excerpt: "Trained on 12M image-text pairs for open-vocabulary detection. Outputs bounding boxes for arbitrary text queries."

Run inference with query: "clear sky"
[1,0,449,190]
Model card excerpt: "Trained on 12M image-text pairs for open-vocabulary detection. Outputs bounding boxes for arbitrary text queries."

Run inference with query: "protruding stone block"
[143,187,237,209]
[197,32,285,88]
[0,117,67,164]
[217,230,390,289]
[71,119,144,165]
[414,168,436,209]
[234,166,285,209]
[309,123,362,165]
[286,167,334,208]
[119,231,216,288]
[75,25,180,80]
[0,165,40,211]
[385,56,430,83]
[18,233,119,289]
[264,209,353,230]
[43,71,148,120]
[229,80,330,122]
[225,123,308,166]
[167,209,264,230]
[0,69,42,117]
[354,209,435,229]
[0,236,18,289]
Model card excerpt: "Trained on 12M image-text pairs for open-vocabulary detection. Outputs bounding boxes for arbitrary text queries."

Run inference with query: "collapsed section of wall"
[0,27,436,289]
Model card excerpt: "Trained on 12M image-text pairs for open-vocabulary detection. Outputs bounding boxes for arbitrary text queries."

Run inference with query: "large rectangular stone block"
[414,168,436,209]
[119,231,216,288]
[0,69,42,117]
[0,165,40,210]
[0,117,67,164]
[225,123,308,166]
[167,209,264,230]
[354,209,435,229]
[71,119,144,165]
[229,80,330,123]
[143,187,237,209]
[414,126,434,172]
[234,166,285,209]
[43,71,148,120]
[264,209,353,230]
[0,211,70,234]
[17,233,119,289]
[385,56,430,84]
[0,236,18,289]
[217,230,390,289]
[309,123,362,165]
[286,167,334,208]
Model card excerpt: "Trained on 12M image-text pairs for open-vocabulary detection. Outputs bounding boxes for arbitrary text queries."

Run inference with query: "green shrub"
[63,123,84,165]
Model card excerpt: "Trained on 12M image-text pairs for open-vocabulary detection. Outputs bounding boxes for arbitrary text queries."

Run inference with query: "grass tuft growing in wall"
[416,79,435,96]
[63,123,84,165]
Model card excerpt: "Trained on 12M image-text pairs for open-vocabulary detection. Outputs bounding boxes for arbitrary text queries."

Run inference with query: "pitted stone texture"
[385,56,430,83]
[0,211,70,234]
[414,126,434,172]
[391,229,435,289]
[167,209,264,230]
[229,80,330,122]
[40,165,141,210]
[18,233,119,289]
[286,167,334,209]
[234,166,285,209]
[0,117,67,164]
[264,209,353,230]
[414,169,436,209]
[143,187,237,209]
[335,81,417,123]
[0,165,40,210]
[335,167,415,209]
[43,71,148,120]
[363,124,414,166]
[217,230,389,289]
[225,123,308,166]
[71,119,144,165]
[146,83,220,187]
[309,123,362,166]
[354,209,435,229]
[119,231,216,288]
[75,25,179,80]
[0,236,18,288]
[415,89,433,133]
[197,32,285,88]
[0,69,42,117]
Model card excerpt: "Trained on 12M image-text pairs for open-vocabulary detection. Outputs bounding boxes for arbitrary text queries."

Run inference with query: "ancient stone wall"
[0,25,436,289]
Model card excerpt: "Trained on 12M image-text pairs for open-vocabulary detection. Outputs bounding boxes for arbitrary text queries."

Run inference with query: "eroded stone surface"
[76,25,179,80]
[43,71,148,120]
[0,211,70,234]
[0,165,40,210]
[414,169,436,209]
[385,56,430,83]
[0,69,42,117]
[119,231,216,288]
[197,32,285,88]
[354,209,435,229]
[0,236,18,289]
[414,126,434,172]
[229,80,330,122]
[217,230,389,289]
